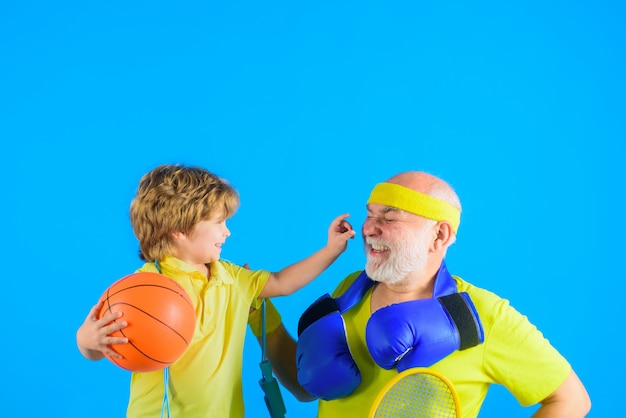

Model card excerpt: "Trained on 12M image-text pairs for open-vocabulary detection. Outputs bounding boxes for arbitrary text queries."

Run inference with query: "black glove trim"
[438,292,482,350]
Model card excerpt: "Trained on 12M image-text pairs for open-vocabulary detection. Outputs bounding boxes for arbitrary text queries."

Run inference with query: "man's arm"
[533,369,591,417]
[259,323,316,402]
[248,299,316,402]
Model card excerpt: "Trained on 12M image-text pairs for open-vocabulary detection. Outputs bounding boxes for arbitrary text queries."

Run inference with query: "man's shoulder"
[331,270,364,298]
[454,275,499,299]
[453,275,518,325]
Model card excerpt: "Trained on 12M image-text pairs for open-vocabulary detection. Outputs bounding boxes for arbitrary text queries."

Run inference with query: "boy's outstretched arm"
[76,300,128,360]
[259,213,355,299]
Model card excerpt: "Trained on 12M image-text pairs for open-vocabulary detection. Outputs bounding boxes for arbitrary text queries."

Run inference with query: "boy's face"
[171,213,231,268]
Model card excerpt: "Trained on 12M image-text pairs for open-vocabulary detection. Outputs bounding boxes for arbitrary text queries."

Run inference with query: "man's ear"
[432,221,454,251]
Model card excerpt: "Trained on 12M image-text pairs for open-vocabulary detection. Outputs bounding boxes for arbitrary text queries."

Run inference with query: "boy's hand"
[327,213,355,253]
[76,300,128,360]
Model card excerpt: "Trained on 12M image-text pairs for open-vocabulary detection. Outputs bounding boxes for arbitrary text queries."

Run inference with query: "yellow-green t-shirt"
[316,271,571,418]
[126,256,270,418]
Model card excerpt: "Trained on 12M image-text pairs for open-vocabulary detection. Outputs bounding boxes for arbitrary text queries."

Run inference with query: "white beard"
[365,225,432,285]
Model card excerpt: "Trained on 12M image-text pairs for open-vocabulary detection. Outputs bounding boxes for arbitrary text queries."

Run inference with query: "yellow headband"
[367,182,461,233]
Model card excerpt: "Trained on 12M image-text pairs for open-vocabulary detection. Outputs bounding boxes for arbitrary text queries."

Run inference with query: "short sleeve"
[483,298,571,406]
[219,260,271,306]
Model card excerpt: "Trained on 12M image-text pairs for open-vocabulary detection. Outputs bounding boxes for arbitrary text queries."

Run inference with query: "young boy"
[76,164,354,417]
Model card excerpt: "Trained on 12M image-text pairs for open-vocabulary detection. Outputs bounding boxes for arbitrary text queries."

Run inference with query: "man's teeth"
[371,244,389,251]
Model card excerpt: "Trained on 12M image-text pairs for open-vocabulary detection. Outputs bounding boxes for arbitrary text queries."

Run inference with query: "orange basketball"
[98,272,196,372]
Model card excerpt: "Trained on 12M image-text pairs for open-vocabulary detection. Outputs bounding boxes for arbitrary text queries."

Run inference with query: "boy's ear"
[171,231,186,240]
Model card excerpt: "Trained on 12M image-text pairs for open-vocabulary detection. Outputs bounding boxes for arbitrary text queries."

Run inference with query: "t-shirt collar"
[160,256,234,285]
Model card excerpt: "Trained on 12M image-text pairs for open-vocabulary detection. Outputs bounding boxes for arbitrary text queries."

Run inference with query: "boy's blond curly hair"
[130,164,240,261]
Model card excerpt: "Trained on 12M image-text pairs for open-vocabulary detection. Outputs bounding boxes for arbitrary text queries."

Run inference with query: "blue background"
[2,1,624,417]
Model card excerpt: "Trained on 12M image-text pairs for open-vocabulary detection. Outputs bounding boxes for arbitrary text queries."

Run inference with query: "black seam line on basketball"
[120,333,170,365]
[105,284,194,308]
[103,288,113,314]
[109,302,192,345]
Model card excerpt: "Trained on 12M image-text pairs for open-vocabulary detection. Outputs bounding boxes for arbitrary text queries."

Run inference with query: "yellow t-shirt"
[126,256,270,418]
[316,271,571,418]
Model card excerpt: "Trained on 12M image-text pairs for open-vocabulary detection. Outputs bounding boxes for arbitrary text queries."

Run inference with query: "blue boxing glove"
[366,292,483,372]
[296,294,361,400]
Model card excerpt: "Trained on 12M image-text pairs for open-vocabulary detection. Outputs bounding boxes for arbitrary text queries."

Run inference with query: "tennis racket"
[369,368,460,418]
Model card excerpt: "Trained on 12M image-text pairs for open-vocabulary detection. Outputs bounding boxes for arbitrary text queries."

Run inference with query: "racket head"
[369,367,460,418]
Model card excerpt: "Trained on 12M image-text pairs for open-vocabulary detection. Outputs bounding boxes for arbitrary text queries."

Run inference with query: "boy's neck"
[195,262,210,277]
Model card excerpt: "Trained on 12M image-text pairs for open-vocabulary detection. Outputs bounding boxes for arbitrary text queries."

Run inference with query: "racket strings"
[374,373,457,418]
